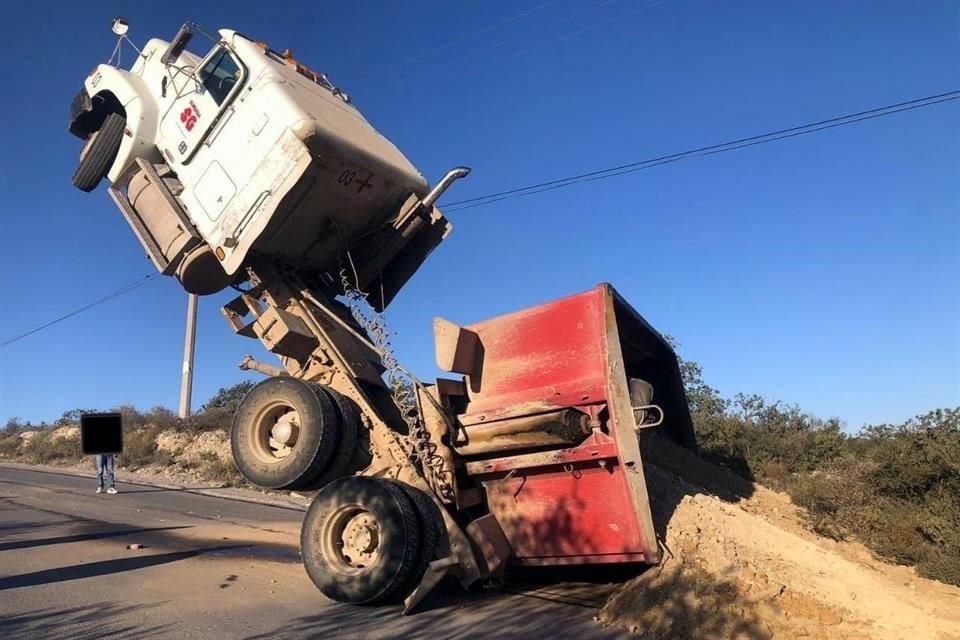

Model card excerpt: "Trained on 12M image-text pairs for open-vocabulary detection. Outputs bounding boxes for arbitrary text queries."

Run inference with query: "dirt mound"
[157,429,231,465]
[597,437,960,640]
[48,426,79,442]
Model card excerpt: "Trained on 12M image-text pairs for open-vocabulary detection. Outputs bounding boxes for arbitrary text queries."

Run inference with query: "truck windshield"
[199,48,241,105]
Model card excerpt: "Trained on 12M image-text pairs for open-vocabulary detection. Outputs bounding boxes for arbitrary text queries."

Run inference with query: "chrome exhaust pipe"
[421,166,471,209]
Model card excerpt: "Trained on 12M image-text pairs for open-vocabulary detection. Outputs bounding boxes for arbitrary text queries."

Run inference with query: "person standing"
[95,453,118,494]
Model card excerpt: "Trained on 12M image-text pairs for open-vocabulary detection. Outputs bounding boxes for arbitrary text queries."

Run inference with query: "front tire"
[231,377,338,490]
[301,476,424,604]
[72,112,125,192]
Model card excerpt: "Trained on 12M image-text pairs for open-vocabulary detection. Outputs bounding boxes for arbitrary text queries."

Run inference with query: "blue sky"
[0,1,956,430]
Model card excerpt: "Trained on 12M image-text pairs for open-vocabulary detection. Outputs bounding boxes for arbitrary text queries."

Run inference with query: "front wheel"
[72,112,125,192]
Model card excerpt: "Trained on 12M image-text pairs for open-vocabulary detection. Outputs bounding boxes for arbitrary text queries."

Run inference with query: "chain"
[337,253,454,503]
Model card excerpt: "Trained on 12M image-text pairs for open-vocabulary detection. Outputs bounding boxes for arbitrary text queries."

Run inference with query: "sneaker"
[106,487,118,495]
[96,487,103,494]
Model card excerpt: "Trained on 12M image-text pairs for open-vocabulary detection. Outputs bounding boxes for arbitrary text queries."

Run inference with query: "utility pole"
[179,293,198,418]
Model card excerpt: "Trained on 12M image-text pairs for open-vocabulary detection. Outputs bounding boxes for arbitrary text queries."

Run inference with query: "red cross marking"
[355,172,374,194]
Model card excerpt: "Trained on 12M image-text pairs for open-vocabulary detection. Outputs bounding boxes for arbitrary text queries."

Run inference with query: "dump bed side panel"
[462,284,693,565]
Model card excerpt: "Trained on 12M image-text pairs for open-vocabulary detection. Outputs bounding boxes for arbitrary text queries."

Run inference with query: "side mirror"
[111,17,129,36]
[161,24,194,65]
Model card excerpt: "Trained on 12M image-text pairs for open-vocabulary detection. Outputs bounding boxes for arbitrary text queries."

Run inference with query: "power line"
[474,0,670,74]
[366,0,624,95]
[11,93,953,348]
[0,273,161,349]
[442,90,960,212]
[350,0,564,85]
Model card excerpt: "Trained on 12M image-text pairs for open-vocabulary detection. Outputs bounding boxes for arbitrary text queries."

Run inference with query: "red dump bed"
[462,284,696,566]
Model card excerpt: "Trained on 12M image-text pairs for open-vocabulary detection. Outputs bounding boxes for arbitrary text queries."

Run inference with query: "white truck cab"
[70,21,467,303]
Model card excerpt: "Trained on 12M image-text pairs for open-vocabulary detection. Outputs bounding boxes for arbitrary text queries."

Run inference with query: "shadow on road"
[118,486,224,494]
[2,601,169,639]
[243,585,623,640]
[0,525,193,552]
[0,545,242,591]
[0,520,63,535]
[0,465,307,512]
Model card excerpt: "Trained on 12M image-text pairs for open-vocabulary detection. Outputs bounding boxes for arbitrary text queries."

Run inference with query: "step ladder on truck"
[67,19,697,611]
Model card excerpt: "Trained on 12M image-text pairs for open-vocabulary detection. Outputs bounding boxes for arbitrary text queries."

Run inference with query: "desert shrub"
[178,406,232,433]
[116,405,147,429]
[23,431,83,464]
[755,461,790,491]
[119,425,164,469]
[153,449,174,467]
[145,406,179,430]
[918,553,960,587]
[202,381,254,413]
[203,458,245,486]
[54,408,100,426]
[860,408,960,500]
[0,434,21,457]
[673,341,960,586]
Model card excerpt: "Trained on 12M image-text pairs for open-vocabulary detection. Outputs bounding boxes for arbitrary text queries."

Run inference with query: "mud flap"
[402,556,459,615]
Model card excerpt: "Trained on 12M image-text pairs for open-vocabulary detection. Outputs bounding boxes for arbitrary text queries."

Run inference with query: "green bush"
[673,341,960,587]
[178,406,232,433]
[202,381,254,413]
[145,406,179,430]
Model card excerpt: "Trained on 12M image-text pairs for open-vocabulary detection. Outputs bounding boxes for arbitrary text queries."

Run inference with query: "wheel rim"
[248,400,302,464]
[321,505,381,574]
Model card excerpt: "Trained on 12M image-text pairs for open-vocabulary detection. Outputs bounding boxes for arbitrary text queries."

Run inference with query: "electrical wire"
[0,274,161,349]
[8,91,955,348]
[441,90,960,212]
[474,0,670,74]
[349,0,564,85]
[365,0,624,95]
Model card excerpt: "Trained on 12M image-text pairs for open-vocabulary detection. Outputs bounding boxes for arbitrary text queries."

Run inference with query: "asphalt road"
[0,464,630,639]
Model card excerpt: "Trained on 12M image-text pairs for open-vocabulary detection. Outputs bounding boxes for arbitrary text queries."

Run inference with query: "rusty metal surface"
[454,410,590,457]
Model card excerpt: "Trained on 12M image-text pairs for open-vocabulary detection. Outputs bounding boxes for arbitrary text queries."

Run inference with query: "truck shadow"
[0,545,243,591]
[255,433,764,638]
[0,525,192,552]
[2,601,169,639]
[416,432,761,637]
[640,431,756,542]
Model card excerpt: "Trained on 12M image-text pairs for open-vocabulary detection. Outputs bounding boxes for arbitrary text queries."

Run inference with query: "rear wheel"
[301,476,424,604]
[72,112,125,192]
[391,481,444,597]
[300,387,361,490]
[231,377,338,490]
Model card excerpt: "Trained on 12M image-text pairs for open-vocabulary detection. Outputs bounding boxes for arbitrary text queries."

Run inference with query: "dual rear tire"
[232,377,443,604]
[300,477,443,604]
[231,377,361,491]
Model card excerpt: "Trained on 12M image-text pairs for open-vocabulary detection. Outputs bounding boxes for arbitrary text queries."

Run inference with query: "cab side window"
[199,48,241,105]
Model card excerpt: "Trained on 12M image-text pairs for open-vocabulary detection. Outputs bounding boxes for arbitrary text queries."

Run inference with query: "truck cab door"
[159,45,246,166]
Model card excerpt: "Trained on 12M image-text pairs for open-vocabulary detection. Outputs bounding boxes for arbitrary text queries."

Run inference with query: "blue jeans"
[96,454,116,489]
